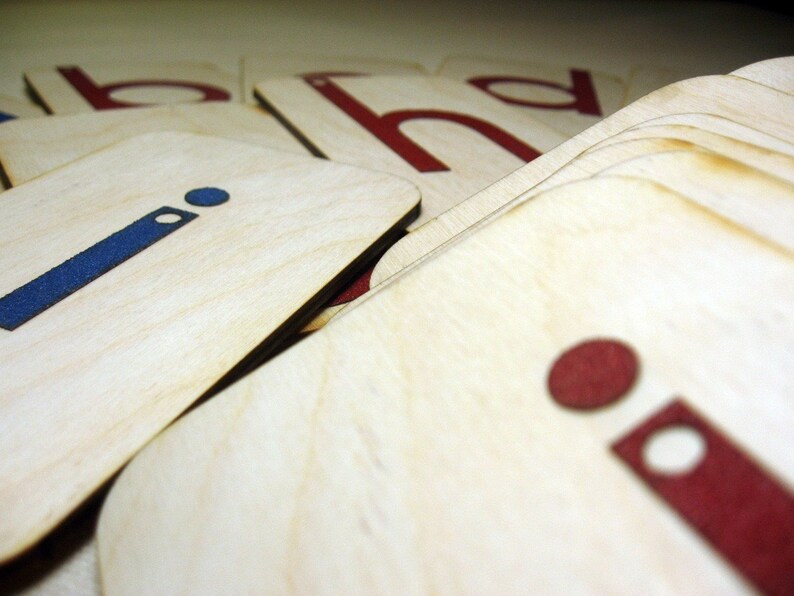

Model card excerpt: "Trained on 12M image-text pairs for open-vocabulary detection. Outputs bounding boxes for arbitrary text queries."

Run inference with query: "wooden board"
[627,113,794,153]
[255,74,568,230]
[0,94,46,121]
[437,55,625,136]
[588,124,794,183]
[0,493,100,595]
[368,71,794,287]
[242,53,425,103]
[25,61,241,114]
[97,174,794,594]
[0,3,791,590]
[292,129,794,332]
[0,103,307,186]
[733,56,794,94]
[499,136,794,246]
[257,73,569,332]
[0,131,420,563]
[621,52,794,106]
[588,149,794,254]
[390,132,794,254]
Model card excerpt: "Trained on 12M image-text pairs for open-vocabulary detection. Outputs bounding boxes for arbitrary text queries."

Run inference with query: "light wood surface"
[97,174,794,594]
[732,56,794,93]
[593,150,794,253]
[588,124,794,181]
[369,70,794,287]
[0,95,46,119]
[25,61,242,113]
[4,0,790,107]
[1,2,792,593]
[0,103,306,186]
[437,55,626,136]
[370,122,794,289]
[242,54,426,103]
[255,74,568,230]
[257,73,567,333]
[627,113,794,152]
[0,131,419,563]
[473,137,794,256]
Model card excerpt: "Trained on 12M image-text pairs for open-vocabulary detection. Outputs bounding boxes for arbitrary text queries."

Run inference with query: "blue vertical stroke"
[0,206,197,331]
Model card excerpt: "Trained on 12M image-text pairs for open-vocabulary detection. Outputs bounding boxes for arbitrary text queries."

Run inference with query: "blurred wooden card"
[627,113,794,152]
[733,56,794,93]
[0,103,307,186]
[591,120,794,178]
[504,135,794,251]
[255,74,567,229]
[242,53,426,103]
[97,173,794,594]
[438,55,625,136]
[0,131,419,563]
[256,73,568,331]
[0,94,46,121]
[25,61,241,114]
[369,64,794,287]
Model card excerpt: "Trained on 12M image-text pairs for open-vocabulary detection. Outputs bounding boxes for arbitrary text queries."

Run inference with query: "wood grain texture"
[0,131,419,563]
[589,124,794,181]
[591,149,794,254]
[369,126,794,289]
[386,134,794,272]
[318,124,794,331]
[732,56,794,94]
[468,137,794,256]
[1,2,792,591]
[258,73,568,333]
[242,53,426,103]
[0,491,101,595]
[25,61,241,114]
[255,74,568,230]
[368,71,794,287]
[437,55,626,136]
[628,113,794,153]
[0,103,307,186]
[97,175,794,594]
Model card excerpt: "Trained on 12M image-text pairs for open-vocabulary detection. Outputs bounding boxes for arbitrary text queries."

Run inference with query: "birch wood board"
[0,4,790,594]
[368,69,794,287]
[588,125,794,182]
[97,175,794,595]
[242,54,426,103]
[0,95,46,120]
[255,74,568,230]
[389,135,794,284]
[627,113,794,153]
[25,61,241,114]
[230,129,794,332]
[437,55,626,136]
[0,103,307,186]
[590,150,794,254]
[573,132,794,185]
[257,73,567,333]
[0,494,100,596]
[732,56,794,94]
[0,131,420,563]
[482,137,794,256]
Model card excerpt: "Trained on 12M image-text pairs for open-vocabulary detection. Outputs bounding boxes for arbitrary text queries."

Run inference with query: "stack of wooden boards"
[1,55,792,594]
